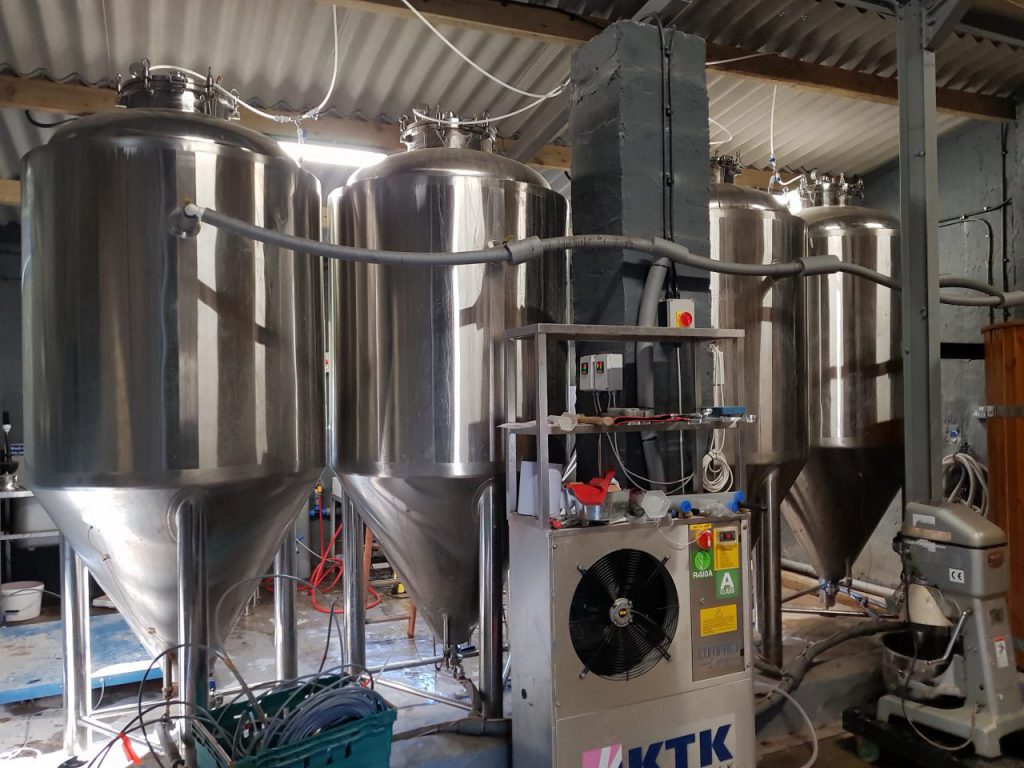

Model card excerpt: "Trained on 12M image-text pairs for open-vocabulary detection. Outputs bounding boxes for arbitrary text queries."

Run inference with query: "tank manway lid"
[40,61,290,160]
[115,60,239,118]
[347,107,552,189]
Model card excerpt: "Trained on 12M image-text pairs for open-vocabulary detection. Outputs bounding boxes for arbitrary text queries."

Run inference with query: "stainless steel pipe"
[61,537,91,755]
[274,528,298,681]
[780,558,895,599]
[342,494,366,668]
[375,677,474,712]
[757,469,784,668]
[176,499,209,767]
[478,481,504,718]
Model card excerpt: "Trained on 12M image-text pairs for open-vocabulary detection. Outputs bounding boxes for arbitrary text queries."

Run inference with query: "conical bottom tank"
[783,193,902,588]
[783,445,902,585]
[35,473,317,656]
[328,119,567,644]
[21,77,325,657]
[341,475,484,644]
[709,182,808,505]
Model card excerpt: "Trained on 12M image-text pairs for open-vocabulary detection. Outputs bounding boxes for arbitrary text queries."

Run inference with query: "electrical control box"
[579,353,623,392]
[663,297,697,329]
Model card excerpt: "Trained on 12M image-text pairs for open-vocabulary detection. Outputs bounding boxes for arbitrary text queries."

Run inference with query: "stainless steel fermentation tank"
[22,67,324,663]
[329,117,567,646]
[709,172,806,665]
[783,175,902,599]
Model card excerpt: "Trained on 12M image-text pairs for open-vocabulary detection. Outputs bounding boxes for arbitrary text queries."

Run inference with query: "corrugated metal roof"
[675,0,1024,96]
[0,0,1019,187]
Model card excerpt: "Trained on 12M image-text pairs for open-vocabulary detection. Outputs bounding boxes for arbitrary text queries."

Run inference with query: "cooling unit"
[509,514,754,768]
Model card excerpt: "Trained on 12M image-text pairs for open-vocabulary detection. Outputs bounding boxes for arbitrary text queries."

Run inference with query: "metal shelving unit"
[0,487,57,583]
[502,323,750,527]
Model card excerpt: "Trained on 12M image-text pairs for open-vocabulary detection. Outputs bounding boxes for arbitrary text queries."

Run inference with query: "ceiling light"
[278,141,387,168]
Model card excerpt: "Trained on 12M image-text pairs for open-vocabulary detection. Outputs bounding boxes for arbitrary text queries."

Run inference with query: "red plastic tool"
[564,469,617,505]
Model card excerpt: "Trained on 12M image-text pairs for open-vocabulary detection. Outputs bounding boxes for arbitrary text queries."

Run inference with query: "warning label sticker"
[700,604,738,637]
[995,636,1011,669]
[715,569,739,598]
[714,541,739,571]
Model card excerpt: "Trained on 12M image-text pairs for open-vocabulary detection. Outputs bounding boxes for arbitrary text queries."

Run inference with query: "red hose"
[305,519,383,613]
[263,501,383,613]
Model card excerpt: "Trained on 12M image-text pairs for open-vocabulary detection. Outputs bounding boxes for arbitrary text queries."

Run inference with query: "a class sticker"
[715,569,739,599]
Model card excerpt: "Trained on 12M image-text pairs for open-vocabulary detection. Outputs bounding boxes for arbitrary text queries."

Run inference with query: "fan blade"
[576,565,617,603]
[631,554,671,596]
[631,610,674,661]
[579,625,615,678]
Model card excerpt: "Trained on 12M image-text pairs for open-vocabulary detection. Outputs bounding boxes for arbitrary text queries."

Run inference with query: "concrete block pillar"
[568,20,711,475]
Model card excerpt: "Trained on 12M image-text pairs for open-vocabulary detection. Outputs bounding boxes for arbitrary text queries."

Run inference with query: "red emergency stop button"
[696,530,714,550]
[675,310,694,328]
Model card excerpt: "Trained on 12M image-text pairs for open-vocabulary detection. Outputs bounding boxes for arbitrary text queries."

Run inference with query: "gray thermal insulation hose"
[636,258,670,483]
[754,619,903,715]
[179,204,1024,306]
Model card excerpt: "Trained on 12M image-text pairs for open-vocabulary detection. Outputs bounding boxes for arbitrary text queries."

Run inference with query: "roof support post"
[897,0,944,507]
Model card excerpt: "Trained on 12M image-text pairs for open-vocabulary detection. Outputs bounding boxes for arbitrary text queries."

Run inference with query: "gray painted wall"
[781,118,1018,588]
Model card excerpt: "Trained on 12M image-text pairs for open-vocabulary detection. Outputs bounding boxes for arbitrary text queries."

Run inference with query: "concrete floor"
[0,573,895,767]
[0,591,503,766]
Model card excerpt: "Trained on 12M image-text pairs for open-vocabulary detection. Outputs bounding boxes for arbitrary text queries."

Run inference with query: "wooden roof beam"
[327,0,1015,121]
[0,74,569,169]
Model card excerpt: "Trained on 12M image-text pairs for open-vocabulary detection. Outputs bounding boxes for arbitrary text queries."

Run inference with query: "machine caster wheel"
[856,736,880,764]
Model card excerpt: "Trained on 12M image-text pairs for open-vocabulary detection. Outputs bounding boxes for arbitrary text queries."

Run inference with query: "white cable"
[767,84,780,190]
[654,517,699,552]
[150,4,342,124]
[707,52,773,66]
[709,116,733,147]
[411,81,569,126]
[943,451,989,517]
[754,681,819,768]
[702,344,733,492]
[398,0,565,99]
[605,433,690,492]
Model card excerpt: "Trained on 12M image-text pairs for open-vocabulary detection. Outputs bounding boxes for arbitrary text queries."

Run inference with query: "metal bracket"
[923,0,972,50]
[975,404,1024,420]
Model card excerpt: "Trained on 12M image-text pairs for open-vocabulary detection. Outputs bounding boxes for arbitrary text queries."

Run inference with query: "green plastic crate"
[195,676,397,768]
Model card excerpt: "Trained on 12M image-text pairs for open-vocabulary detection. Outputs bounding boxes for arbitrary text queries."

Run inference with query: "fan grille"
[568,548,679,680]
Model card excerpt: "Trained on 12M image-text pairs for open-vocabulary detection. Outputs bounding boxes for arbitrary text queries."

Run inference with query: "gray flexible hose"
[178,204,1024,306]
[636,258,670,484]
[755,619,902,715]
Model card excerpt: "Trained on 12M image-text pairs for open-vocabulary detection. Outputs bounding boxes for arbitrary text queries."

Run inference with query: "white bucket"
[1,580,44,622]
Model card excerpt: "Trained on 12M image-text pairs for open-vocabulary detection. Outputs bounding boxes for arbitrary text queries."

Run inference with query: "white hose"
[397,0,564,100]
[754,680,819,768]
[942,451,989,517]
[702,343,733,492]
[151,6,341,124]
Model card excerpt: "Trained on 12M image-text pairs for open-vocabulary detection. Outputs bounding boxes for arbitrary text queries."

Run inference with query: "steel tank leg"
[274,525,298,681]
[342,494,366,668]
[757,469,784,668]
[478,481,504,719]
[176,499,209,767]
[61,536,91,755]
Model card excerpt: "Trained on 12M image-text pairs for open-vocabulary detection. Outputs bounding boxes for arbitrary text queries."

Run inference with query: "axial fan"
[568,547,680,680]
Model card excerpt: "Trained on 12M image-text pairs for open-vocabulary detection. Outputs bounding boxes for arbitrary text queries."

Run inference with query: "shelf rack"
[502,323,750,528]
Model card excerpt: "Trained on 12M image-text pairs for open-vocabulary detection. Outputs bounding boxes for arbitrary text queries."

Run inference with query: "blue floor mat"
[0,612,159,704]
